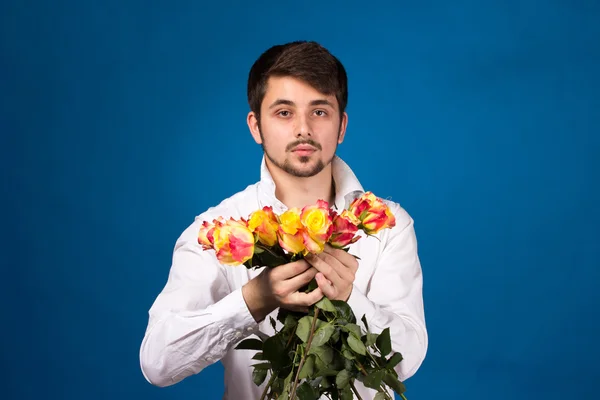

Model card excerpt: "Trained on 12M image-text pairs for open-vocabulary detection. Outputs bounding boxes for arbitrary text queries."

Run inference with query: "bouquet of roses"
[198,192,408,400]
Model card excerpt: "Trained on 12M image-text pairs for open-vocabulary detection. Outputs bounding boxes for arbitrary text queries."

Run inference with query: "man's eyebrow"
[268,99,295,109]
[309,99,335,108]
[268,99,336,109]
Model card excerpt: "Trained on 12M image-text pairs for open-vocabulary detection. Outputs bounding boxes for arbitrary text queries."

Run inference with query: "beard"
[258,126,339,178]
[263,147,331,178]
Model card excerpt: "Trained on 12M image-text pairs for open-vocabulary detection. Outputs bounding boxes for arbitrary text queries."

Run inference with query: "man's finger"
[323,245,358,273]
[315,251,355,284]
[284,266,317,293]
[316,272,336,299]
[275,260,311,280]
[289,287,324,306]
[305,253,343,288]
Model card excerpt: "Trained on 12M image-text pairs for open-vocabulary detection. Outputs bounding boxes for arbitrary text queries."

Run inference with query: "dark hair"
[247,41,348,120]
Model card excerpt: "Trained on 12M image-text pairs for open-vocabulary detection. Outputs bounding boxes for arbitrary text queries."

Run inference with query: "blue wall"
[2,1,598,399]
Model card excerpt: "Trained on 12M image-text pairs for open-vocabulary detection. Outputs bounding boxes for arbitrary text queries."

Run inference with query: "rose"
[348,191,396,235]
[300,199,333,253]
[248,206,279,247]
[197,216,225,250]
[209,218,255,266]
[329,209,361,248]
[277,208,306,254]
[198,220,215,249]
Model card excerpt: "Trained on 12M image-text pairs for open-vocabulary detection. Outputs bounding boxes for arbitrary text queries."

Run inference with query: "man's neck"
[266,159,336,210]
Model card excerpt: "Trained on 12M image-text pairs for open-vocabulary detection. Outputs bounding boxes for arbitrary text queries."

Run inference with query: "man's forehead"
[263,76,338,107]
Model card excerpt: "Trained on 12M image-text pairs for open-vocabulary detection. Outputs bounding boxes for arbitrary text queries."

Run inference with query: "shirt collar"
[258,154,365,212]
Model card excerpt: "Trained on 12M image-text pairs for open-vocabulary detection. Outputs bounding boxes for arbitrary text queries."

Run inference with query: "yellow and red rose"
[277,208,306,255]
[329,209,361,248]
[198,217,255,265]
[348,192,396,235]
[300,199,333,253]
[248,206,279,247]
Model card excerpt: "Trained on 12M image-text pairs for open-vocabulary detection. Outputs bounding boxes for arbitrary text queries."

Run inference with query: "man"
[140,40,428,399]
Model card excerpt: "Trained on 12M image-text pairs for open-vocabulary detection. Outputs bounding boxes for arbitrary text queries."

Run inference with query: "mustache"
[286,139,322,152]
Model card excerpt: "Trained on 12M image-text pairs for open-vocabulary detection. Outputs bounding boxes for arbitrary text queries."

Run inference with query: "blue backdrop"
[2,1,598,399]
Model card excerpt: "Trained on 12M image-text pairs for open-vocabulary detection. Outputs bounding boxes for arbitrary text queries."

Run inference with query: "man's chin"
[284,159,326,178]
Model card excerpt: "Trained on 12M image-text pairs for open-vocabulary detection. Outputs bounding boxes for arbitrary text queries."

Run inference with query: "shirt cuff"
[346,284,378,328]
[213,287,260,341]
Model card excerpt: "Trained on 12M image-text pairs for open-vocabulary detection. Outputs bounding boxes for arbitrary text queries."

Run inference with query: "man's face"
[248,76,347,178]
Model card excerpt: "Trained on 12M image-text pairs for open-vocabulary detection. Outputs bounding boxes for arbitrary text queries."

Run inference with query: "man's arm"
[346,204,428,381]
[139,216,260,387]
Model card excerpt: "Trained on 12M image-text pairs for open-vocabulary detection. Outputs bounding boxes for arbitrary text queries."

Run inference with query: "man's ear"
[337,112,348,144]
[247,111,262,144]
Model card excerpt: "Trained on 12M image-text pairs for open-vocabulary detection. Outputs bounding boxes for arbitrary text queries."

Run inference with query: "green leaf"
[270,316,277,331]
[315,296,337,312]
[383,371,406,394]
[263,335,288,370]
[297,381,319,400]
[331,327,340,343]
[340,386,353,400]
[335,369,352,389]
[374,393,388,400]
[234,338,263,351]
[284,314,299,329]
[271,376,284,394]
[277,307,290,324]
[308,345,334,364]
[299,354,315,379]
[252,368,268,386]
[341,323,362,338]
[313,354,338,377]
[343,357,354,371]
[296,316,313,343]
[251,352,264,360]
[386,352,403,369]
[363,369,385,389]
[347,334,366,355]
[311,322,335,347]
[282,369,293,393]
[341,343,355,360]
[376,328,392,356]
[331,300,356,324]
[364,333,379,347]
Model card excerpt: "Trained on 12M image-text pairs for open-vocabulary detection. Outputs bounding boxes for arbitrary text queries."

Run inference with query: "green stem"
[289,307,320,399]
[260,371,277,400]
[350,381,364,400]
[355,360,394,400]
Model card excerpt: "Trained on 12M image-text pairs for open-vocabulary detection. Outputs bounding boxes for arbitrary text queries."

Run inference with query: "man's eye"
[314,110,327,116]
[278,111,290,117]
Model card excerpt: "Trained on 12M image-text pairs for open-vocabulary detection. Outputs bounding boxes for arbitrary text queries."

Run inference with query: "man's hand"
[305,244,359,301]
[242,260,324,322]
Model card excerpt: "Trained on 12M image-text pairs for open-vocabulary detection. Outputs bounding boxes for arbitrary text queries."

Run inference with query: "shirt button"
[206,356,214,363]
[246,326,254,332]
[235,331,242,338]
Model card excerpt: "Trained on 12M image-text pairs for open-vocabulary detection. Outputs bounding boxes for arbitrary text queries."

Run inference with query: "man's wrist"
[242,277,276,323]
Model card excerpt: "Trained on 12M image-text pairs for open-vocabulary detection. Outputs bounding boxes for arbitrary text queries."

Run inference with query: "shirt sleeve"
[139,215,260,387]
[346,203,428,381]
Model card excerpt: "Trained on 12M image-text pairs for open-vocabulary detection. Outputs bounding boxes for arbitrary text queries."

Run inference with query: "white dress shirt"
[140,155,428,399]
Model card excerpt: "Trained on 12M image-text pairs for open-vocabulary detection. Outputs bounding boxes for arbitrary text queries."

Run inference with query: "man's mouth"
[291,145,317,156]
